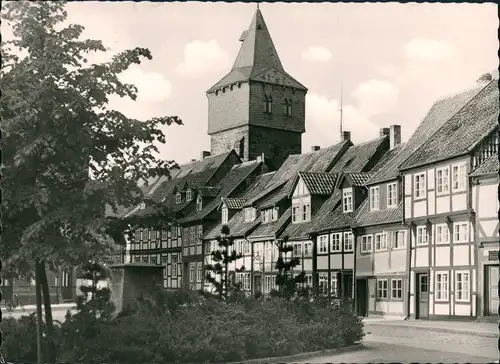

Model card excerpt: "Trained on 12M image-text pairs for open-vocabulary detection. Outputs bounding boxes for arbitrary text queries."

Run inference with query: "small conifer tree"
[273,235,306,299]
[204,225,245,300]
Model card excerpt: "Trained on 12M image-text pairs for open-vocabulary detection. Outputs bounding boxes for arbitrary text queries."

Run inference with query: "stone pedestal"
[108,263,164,313]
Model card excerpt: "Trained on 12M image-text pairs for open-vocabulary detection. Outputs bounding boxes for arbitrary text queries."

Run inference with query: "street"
[1,305,75,323]
[298,323,499,363]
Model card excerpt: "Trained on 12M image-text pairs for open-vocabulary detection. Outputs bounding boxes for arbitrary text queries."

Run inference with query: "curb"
[1,303,75,312]
[226,343,364,364]
[366,321,498,338]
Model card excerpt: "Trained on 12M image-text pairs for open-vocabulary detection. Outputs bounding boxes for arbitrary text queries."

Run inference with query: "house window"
[171,255,178,277]
[304,274,313,287]
[436,167,450,195]
[292,205,300,223]
[391,279,403,299]
[189,263,196,283]
[293,243,302,256]
[370,186,380,211]
[222,207,228,224]
[416,226,428,246]
[172,226,177,239]
[436,224,449,244]
[361,235,373,253]
[330,233,342,252]
[391,231,406,249]
[343,188,353,213]
[196,196,203,211]
[318,272,329,294]
[453,222,469,243]
[377,279,388,299]
[331,273,338,296]
[455,271,470,302]
[186,189,192,201]
[302,203,311,222]
[414,173,426,199]
[304,242,312,257]
[387,183,397,208]
[176,192,182,204]
[196,263,202,282]
[452,163,467,192]
[140,201,146,210]
[284,98,292,117]
[375,233,387,251]
[205,241,212,255]
[262,209,270,223]
[344,232,354,252]
[244,207,256,222]
[237,273,251,291]
[435,272,449,301]
[265,95,273,113]
[318,235,328,253]
[271,207,279,221]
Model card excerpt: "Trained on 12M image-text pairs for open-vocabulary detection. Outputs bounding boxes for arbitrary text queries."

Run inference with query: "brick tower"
[206,7,308,170]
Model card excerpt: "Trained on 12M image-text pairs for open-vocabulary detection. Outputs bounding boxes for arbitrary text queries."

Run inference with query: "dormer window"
[244,207,256,222]
[284,99,292,117]
[271,207,279,221]
[370,186,380,211]
[196,196,203,211]
[186,189,192,201]
[222,207,228,224]
[387,183,398,208]
[140,202,146,210]
[343,188,353,213]
[302,203,311,222]
[264,95,273,114]
[176,192,182,204]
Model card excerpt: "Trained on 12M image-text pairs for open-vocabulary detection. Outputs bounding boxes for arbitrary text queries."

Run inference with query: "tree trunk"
[39,261,56,363]
[35,261,44,364]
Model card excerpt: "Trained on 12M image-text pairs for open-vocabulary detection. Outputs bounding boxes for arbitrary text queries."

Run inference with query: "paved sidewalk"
[363,317,498,338]
[1,302,75,312]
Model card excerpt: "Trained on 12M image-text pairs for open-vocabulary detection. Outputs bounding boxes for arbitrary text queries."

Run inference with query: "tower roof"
[207,8,307,93]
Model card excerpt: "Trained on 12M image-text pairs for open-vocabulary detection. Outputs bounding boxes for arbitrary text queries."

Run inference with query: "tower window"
[265,95,273,114]
[284,99,292,117]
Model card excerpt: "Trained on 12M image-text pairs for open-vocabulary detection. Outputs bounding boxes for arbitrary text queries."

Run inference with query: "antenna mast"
[339,79,344,141]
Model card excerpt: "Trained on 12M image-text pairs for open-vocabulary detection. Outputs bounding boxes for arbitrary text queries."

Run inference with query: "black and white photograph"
[0,1,498,363]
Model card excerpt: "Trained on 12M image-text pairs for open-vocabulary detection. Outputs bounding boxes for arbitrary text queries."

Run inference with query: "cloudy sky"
[12,2,500,164]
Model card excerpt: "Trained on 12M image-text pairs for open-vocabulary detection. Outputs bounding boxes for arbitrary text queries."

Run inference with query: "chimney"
[342,131,351,142]
[379,128,390,137]
[256,152,265,163]
[201,151,211,159]
[390,125,401,150]
[190,159,197,163]
[311,145,321,152]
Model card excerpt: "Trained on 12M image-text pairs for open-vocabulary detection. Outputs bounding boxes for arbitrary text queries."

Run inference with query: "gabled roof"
[127,151,236,219]
[181,160,262,223]
[197,186,221,198]
[221,197,247,210]
[344,172,374,187]
[470,152,499,177]
[247,207,292,241]
[400,80,499,170]
[207,8,307,93]
[246,140,350,208]
[354,200,403,228]
[294,172,338,196]
[367,81,490,185]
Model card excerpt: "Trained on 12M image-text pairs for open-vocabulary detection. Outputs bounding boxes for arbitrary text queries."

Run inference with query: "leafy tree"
[204,225,245,300]
[272,235,306,300]
[0,1,182,362]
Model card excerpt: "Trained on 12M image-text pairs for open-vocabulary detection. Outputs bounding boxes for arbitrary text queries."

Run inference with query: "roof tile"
[470,152,499,177]
[298,172,338,196]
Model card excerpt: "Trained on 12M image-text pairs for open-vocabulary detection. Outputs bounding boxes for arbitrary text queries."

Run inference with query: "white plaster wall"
[480,219,499,238]
[454,304,471,316]
[375,301,388,312]
[388,301,404,314]
[303,258,313,271]
[330,255,342,269]
[429,294,434,314]
[452,193,467,212]
[405,197,412,218]
[410,296,415,314]
[435,246,450,267]
[414,200,427,218]
[436,195,450,215]
[404,174,412,195]
[470,245,475,266]
[374,252,390,275]
[434,303,450,315]
[391,250,406,272]
[428,191,436,215]
[344,254,354,269]
[478,183,498,218]
[415,247,429,267]
[428,169,435,190]
[453,245,470,266]
[317,256,328,270]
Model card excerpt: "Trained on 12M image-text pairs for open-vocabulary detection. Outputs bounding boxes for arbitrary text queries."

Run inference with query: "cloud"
[302,46,333,62]
[303,93,379,151]
[404,38,456,62]
[176,40,230,77]
[351,79,399,117]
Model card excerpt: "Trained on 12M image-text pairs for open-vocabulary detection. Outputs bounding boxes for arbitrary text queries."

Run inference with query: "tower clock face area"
[206,7,307,170]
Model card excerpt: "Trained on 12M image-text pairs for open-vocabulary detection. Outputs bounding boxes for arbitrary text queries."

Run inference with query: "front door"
[368,279,376,312]
[416,273,429,319]
[343,273,354,300]
[356,279,368,317]
[486,265,499,315]
[254,275,262,295]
